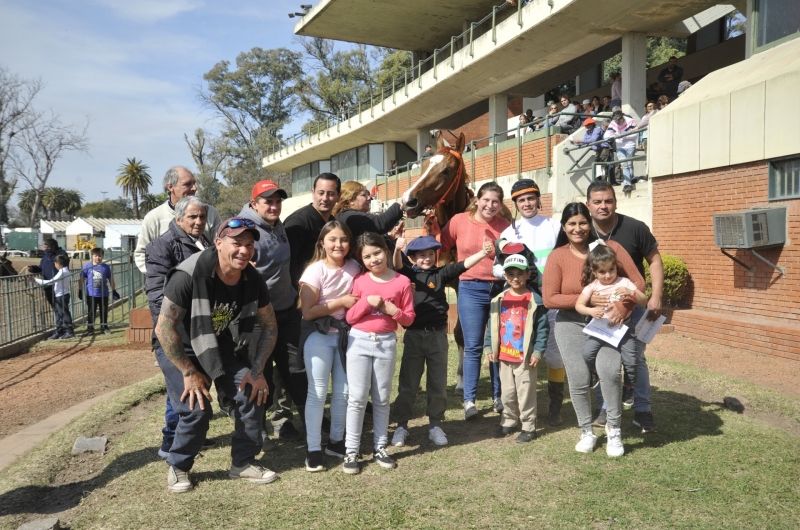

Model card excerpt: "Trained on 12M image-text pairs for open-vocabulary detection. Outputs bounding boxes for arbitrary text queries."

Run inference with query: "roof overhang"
[268,0,720,173]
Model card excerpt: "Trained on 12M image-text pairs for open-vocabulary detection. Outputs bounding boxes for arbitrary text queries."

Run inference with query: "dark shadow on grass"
[0,335,99,391]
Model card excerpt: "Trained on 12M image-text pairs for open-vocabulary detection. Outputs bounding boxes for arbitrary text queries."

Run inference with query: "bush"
[644,254,688,306]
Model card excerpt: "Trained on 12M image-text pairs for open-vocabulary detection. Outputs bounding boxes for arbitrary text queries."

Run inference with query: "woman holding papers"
[542,203,645,458]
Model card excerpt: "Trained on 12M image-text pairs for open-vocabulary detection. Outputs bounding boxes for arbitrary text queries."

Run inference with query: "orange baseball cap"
[251,180,288,200]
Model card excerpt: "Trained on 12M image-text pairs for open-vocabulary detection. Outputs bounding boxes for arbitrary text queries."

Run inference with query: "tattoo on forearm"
[156,296,193,372]
[251,304,278,377]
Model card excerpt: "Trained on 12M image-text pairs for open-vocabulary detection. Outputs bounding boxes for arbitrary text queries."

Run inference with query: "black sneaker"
[47,332,62,340]
[305,450,326,472]
[61,332,75,339]
[343,452,360,474]
[82,329,95,337]
[325,439,346,459]
[202,438,216,449]
[592,408,607,428]
[373,446,397,469]
[515,430,537,443]
[278,421,302,442]
[101,328,112,335]
[633,411,658,433]
[494,426,515,438]
[622,386,634,408]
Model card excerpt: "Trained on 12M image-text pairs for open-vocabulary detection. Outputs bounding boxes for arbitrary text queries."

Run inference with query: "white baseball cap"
[503,254,528,271]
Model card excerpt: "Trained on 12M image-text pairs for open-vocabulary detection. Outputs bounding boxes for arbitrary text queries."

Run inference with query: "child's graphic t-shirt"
[81,263,112,297]
[498,291,531,362]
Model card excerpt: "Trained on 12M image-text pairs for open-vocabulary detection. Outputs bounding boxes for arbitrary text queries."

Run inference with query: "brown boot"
[548,381,564,426]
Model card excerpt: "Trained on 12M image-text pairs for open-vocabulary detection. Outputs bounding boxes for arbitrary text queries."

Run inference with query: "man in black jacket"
[30,239,68,318]
[657,56,684,100]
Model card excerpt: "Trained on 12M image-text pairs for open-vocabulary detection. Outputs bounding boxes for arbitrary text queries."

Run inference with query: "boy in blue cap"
[390,233,493,446]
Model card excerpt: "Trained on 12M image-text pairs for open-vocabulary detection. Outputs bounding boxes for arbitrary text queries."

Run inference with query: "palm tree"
[116,158,152,219]
[41,187,66,221]
[63,189,84,219]
[18,189,39,226]
[140,192,162,215]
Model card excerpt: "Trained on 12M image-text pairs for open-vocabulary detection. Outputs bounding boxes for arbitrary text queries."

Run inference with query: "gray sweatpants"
[554,314,622,430]
[345,329,398,453]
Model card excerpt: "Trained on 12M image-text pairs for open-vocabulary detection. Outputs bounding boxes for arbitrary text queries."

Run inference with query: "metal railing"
[265,1,525,161]
[563,125,649,180]
[0,251,145,348]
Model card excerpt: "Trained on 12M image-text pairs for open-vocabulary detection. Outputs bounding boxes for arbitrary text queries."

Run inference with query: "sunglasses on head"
[225,218,255,229]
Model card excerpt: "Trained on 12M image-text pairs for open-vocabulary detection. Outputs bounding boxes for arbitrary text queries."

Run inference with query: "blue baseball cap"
[406,235,441,254]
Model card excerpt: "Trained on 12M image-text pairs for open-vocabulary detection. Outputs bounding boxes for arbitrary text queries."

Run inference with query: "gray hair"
[174,196,207,221]
[163,166,194,193]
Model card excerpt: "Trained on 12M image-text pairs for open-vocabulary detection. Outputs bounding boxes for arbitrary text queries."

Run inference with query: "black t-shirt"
[398,261,466,329]
[161,270,270,355]
[593,213,658,277]
[285,203,332,291]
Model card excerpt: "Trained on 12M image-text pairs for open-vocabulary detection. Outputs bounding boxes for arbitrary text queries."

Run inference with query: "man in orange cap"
[570,117,611,180]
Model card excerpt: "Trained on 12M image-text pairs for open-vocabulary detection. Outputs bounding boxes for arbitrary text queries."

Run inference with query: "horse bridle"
[425,149,466,211]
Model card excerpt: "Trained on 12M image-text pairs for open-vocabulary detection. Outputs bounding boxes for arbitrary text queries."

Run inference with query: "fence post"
[470,23,475,57]
[492,133,497,182]
[517,0,522,26]
[517,124,522,179]
[492,6,497,44]
[450,37,455,68]
[3,280,12,343]
[433,49,438,80]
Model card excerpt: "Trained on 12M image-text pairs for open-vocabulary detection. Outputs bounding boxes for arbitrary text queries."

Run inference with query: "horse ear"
[435,131,446,152]
[455,132,466,154]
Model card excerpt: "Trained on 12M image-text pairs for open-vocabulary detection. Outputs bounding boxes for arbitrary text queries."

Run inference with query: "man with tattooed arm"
[155,217,279,493]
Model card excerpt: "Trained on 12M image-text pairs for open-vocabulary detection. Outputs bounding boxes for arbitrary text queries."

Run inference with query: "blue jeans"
[595,306,651,413]
[156,347,263,471]
[616,146,636,186]
[161,395,179,452]
[304,331,348,452]
[483,326,502,399]
[458,280,503,403]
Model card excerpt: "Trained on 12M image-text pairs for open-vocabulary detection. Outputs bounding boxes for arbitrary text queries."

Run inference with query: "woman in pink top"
[440,181,510,420]
[343,232,414,474]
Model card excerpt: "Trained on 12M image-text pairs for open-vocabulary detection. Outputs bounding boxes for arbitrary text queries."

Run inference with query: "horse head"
[401,132,469,225]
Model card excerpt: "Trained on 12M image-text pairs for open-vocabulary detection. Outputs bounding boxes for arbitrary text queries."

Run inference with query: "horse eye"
[442,167,451,175]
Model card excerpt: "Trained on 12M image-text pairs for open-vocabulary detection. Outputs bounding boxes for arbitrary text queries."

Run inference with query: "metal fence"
[0,251,145,348]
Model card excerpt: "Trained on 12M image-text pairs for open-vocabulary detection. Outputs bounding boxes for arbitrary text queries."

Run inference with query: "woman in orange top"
[440,182,510,420]
[543,202,644,458]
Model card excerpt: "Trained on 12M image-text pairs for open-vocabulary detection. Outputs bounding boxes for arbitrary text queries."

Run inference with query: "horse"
[400,131,513,391]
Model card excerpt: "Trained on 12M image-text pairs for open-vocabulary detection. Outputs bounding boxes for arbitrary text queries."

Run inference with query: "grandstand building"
[264,0,800,359]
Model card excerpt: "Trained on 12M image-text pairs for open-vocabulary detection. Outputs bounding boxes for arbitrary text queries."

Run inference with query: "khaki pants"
[499,359,538,432]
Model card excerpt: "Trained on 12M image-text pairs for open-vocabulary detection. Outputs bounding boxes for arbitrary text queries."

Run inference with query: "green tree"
[184,128,227,205]
[115,157,152,220]
[17,188,39,226]
[374,49,412,91]
[602,37,687,84]
[62,189,83,219]
[140,192,165,214]
[78,197,133,219]
[41,186,66,220]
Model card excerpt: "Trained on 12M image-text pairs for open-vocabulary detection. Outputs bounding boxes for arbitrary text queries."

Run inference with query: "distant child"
[390,234,493,448]
[343,232,415,474]
[297,221,361,473]
[79,248,116,336]
[35,254,75,339]
[575,243,648,405]
[487,254,548,443]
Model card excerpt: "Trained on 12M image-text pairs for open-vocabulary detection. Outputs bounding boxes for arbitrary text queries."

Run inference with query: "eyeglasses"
[224,218,255,229]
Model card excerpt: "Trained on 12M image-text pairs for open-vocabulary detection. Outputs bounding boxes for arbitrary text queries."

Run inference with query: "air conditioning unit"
[713,207,786,249]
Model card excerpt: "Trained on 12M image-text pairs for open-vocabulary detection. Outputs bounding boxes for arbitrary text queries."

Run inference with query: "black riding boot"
[548,381,564,426]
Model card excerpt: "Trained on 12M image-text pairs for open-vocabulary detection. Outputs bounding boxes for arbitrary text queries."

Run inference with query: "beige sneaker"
[167,466,192,493]
[229,463,278,484]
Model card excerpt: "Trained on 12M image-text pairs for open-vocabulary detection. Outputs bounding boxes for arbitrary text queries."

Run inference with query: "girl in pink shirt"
[343,232,415,474]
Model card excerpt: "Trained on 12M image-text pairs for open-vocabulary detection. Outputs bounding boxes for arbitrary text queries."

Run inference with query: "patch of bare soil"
[0,341,159,437]
[0,393,164,524]
[647,333,800,400]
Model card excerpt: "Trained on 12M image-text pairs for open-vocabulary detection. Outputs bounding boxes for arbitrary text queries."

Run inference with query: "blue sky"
[0,0,307,205]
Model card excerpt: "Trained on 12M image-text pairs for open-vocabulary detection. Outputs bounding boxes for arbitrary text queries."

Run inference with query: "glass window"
[330,154,339,174]
[357,145,369,181]
[769,157,800,200]
[754,0,800,52]
[368,144,384,179]
[340,148,357,182]
[319,160,331,174]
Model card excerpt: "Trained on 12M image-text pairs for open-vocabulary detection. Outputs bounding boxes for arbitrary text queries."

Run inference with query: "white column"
[416,129,430,158]
[489,94,508,144]
[745,0,754,59]
[383,142,397,171]
[621,32,647,120]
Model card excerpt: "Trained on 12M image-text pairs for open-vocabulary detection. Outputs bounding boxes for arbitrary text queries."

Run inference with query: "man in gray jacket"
[238,180,306,443]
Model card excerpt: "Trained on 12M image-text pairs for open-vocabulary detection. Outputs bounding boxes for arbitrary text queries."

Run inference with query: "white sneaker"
[575,429,597,454]
[428,426,448,446]
[392,426,409,447]
[605,425,625,458]
[464,401,478,420]
[167,466,192,493]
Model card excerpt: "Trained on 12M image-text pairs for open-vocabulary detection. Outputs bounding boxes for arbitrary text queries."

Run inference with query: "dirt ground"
[0,338,157,438]
[0,329,798,440]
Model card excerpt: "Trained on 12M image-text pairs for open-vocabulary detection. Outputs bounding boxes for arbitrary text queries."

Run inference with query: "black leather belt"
[410,325,447,332]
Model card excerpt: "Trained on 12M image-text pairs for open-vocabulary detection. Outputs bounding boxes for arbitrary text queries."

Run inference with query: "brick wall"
[449,97,524,146]
[652,161,800,360]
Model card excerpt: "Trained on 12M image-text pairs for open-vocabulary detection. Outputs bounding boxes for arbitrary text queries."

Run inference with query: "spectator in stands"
[604,110,638,192]
[556,95,579,134]
[332,181,404,241]
[134,166,221,274]
[677,80,692,97]
[525,108,534,122]
[657,95,669,110]
[636,102,657,150]
[657,56,684,100]
[585,181,663,435]
[592,95,602,112]
[388,159,399,176]
[422,144,434,159]
[601,96,612,113]
[582,99,595,115]
[517,114,531,135]
[647,82,662,102]
[610,72,622,109]
[570,118,610,178]
[535,102,560,130]
[339,99,349,121]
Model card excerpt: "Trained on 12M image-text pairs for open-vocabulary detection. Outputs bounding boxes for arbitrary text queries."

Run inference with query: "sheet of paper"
[582,318,628,348]
[635,312,667,344]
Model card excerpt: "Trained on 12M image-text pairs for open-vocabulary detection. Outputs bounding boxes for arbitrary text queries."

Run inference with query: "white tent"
[104,224,142,251]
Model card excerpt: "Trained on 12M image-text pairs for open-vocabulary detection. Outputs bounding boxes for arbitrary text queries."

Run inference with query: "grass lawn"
[1,338,799,529]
